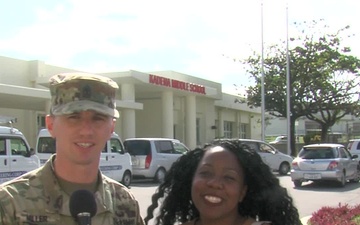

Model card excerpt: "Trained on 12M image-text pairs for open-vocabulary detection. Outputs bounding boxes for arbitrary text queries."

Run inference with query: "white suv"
[35,129,133,187]
[124,138,189,183]
[348,139,360,159]
[0,126,41,183]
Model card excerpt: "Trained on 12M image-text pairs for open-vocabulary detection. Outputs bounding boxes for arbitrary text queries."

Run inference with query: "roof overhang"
[0,83,50,111]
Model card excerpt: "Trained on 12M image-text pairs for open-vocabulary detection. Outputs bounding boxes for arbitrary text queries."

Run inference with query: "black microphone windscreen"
[69,189,97,219]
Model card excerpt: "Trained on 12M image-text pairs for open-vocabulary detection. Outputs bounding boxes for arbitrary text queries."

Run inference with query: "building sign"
[149,74,206,95]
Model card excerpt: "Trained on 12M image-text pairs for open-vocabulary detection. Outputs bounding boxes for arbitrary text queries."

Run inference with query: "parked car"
[269,135,287,144]
[124,138,189,183]
[35,129,133,187]
[239,139,293,175]
[214,138,293,175]
[0,126,40,183]
[347,139,360,159]
[291,143,360,187]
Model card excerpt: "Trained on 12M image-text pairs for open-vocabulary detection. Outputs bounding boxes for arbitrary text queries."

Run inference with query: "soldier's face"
[46,110,115,165]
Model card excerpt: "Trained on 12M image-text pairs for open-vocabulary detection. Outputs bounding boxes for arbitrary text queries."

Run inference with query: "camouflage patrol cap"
[49,72,119,118]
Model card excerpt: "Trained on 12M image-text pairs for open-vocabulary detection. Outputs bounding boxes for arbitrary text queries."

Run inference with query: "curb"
[301,216,311,225]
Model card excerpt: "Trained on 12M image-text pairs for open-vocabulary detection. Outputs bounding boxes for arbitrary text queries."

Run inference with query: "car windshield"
[173,142,189,154]
[38,137,56,153]
[298,147,335,159]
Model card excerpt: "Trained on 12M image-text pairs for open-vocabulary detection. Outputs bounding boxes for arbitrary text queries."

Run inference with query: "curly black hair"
[144,139,302,225]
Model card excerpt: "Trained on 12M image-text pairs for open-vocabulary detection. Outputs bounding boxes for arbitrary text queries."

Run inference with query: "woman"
[145,139,301,225]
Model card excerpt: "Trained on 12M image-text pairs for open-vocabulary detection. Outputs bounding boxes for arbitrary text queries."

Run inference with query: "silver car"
[216,139,293,175]
[238,139,293,175]
[124,138,189,183]
[291,143,360,187]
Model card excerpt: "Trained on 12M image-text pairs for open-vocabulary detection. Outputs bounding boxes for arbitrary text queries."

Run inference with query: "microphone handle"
[77,212,91,225]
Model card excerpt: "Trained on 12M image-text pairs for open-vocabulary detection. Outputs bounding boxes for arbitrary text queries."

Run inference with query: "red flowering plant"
[307,203,360,225]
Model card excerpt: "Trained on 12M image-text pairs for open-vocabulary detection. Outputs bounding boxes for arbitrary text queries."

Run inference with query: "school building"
[0,55,262,149]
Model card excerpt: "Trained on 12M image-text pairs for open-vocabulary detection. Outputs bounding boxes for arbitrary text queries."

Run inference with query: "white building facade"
[0,55,262,149]
[266,115,360,143]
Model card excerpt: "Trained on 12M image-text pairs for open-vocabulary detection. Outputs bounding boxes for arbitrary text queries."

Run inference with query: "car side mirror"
[24,148,35,157]
[30,148,35,155]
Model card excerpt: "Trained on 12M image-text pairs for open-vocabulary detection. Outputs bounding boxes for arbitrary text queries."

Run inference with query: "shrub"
[308,203,360,225]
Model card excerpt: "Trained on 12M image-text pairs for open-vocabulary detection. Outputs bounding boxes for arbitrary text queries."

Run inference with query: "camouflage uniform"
[0,154,145,225]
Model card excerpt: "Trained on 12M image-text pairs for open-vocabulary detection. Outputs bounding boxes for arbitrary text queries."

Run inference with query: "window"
[10,137,29,156]
[173,142,189,154]
[260,143,275,153]
[0,138,5,155]
[125,140,151,155]
[155,141,173,154]
[38,137,56,153]
[242,141,259,152]
[300,147,336,159]
[110,138,124,154]
[239,123,247,139]
[37,114,46,130]
[223,121,233,138]
[339,147,350,158]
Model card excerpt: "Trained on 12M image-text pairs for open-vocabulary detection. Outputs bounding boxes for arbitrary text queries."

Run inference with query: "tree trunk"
[321,125,329,142]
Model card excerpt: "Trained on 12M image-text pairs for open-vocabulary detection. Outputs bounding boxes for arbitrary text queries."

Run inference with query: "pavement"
[301,216,311,225]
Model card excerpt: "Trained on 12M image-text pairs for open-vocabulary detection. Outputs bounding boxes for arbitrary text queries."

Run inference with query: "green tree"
[241,20,360,155]
[303,73,359,142]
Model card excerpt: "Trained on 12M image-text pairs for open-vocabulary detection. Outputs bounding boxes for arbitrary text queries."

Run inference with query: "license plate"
[304,173,321,179]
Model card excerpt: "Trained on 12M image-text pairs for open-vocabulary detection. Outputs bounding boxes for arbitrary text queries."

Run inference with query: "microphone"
[69,189,97,225]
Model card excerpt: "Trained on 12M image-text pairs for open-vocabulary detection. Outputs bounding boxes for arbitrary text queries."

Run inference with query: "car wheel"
[278,162,290,175]
[338,172,346,187]
[154,168,166,183]
[294,180,302,187]
[121,171,132,187]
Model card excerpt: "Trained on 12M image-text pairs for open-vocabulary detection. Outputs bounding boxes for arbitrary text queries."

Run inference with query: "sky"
[0,0,359,95]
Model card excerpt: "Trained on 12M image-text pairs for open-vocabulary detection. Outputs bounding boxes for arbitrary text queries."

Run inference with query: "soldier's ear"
[45,115,55,138]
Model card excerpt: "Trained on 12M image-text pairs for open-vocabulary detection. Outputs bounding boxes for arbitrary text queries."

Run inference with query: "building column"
[235,111,240,138]
[45,100,51,115]
[121,83,136,139]
[162,91,174,138]
[26,110,37,148]
[186,95,196,149]
[218,109,224,138]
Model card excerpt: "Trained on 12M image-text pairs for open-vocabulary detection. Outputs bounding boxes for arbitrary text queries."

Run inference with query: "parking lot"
[129,174,360,223]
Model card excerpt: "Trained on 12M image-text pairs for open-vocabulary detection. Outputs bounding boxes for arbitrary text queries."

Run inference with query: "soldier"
[0,73,144,225]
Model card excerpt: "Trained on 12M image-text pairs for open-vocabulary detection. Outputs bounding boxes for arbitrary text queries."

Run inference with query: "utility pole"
[260,0,266,141]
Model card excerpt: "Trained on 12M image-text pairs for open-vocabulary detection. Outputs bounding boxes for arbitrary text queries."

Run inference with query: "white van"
[36,129,133,187]
[0,126,41,183]
[348,139,360,159]
[124,138,189,183]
